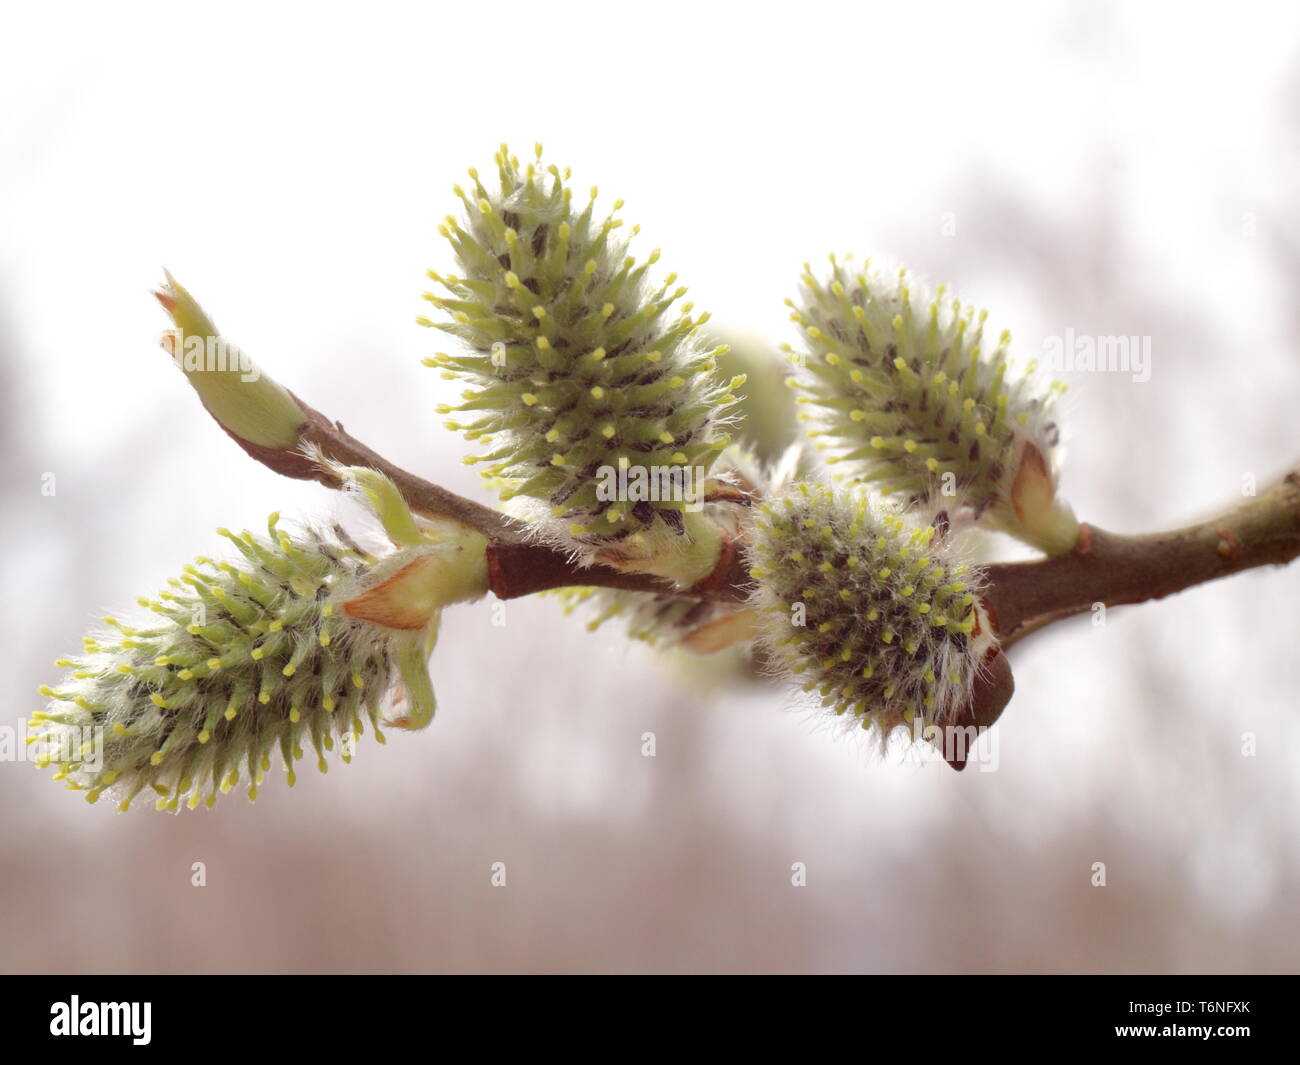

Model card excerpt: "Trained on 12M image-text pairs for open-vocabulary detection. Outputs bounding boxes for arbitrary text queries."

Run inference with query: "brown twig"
[201,381,1300,638]
[217,391,523,542]
[984,469,1300,649]
[219,390,724,600]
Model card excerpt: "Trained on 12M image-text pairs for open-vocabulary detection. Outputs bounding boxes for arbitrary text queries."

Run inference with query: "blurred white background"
[1,0,1297,973]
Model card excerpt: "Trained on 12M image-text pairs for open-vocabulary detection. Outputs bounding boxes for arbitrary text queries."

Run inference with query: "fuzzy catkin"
[32,516,437,812]
[787,256,1071,549]
[421,144,742,562]
[749,481,989,734]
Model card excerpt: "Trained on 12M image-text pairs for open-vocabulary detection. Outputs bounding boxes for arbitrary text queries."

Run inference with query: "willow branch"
[984,468,1300,649]
[195,372,1300,636]
[208,388,714,600]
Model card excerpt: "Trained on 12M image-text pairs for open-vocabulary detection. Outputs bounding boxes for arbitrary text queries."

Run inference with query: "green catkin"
[421,143,743,576]
[31,516,451,812]
[786,255,1078,554]
[748,481,994,739]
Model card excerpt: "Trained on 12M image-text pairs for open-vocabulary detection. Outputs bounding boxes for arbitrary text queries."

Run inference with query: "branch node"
[1216,528,1243,562]
[1075,522,1095,557]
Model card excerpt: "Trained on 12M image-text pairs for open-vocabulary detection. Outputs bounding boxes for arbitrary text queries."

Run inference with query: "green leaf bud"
[155,271,306,451]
